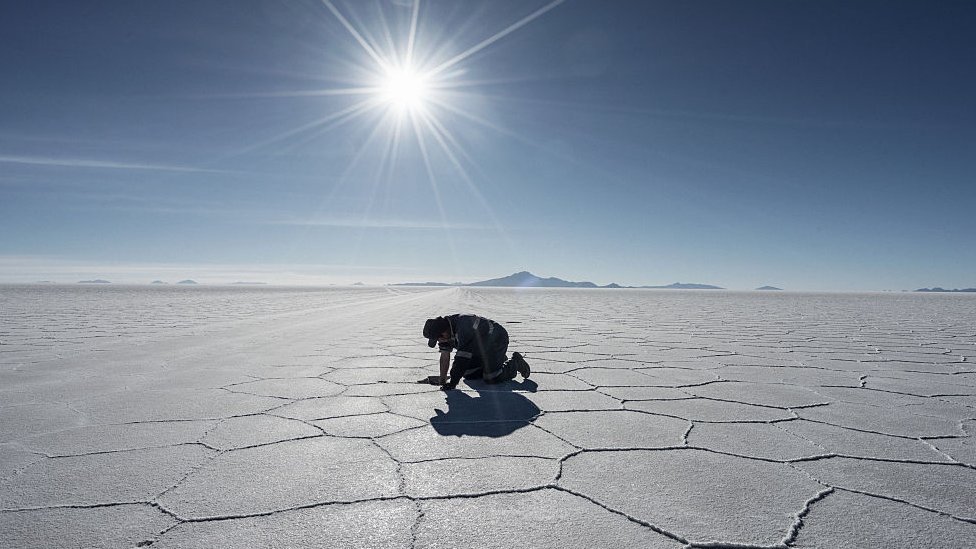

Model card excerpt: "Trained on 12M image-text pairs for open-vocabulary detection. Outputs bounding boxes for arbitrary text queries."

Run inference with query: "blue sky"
[2,0,974,290]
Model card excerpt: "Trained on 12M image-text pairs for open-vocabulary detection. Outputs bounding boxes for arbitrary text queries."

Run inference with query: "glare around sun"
[379,66,429,111]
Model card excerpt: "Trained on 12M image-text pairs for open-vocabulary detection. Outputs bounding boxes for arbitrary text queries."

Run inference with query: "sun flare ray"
[321,0,391,71]
[427,0,566,77]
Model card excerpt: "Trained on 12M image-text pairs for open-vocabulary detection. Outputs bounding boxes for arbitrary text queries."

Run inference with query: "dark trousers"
[450,325,517,384]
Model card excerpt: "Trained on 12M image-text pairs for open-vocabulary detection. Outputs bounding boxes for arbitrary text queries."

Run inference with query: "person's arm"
[439,351,450,385]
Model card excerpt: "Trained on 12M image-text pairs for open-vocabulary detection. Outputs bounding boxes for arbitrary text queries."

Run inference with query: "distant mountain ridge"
[915,287,976,293]
[642,282,724,290]
[394,271,723,289]
[468,271,601,288]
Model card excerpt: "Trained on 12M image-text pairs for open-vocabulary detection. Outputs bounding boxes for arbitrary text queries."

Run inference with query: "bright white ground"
[1,286,974,548]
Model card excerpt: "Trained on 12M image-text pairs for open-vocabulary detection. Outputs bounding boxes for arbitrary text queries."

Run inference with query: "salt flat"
[1,285,975,548]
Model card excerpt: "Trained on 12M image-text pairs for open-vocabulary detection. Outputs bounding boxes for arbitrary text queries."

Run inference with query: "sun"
[378,65,429,112]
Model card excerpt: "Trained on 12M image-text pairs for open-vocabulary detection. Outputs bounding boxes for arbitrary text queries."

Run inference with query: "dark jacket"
[437,314,508,383]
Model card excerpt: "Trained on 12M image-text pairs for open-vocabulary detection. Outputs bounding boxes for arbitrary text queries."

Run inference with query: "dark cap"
[423,317,449,348]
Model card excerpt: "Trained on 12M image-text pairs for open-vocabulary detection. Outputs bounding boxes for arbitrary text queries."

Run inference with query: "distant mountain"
[78,279,111,284]
[468,271,599,288]
[177,279,198,285]
[392,271,721,289]
[151,280,167,284]
[915,287,976,293]
[756,286,783,291]
[640,282,724,290]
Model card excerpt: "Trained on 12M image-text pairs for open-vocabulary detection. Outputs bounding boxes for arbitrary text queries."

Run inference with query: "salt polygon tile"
[559,448,825,546]
[797,457,976,520]
[519,372,593,390]
[875,349,958,360]
[0,443,43,478]
[872,352,966,364]
[797,401,963,438]
[686,381,830,408]
[929,421,976,466]
[321,367,430,385]
[0,445,215,508]
[638,349,724,361]
[248,364,332,378]
[536,410,686,449]
[72,389,281,423]
[138,368,255,390]
[572,343,637,355]
[902,400,975,422]
[812,386,925,407]
[646,359,725,370]
[376,424,575,461]
[3,372,137,404]
[634,367,722,386]
[403,456,557,497]
[576,358,661,369]
[416,489,680,548]
[880,370,976,388]
[867,361,973,375]
[597,386,692,401]
[943,395,976,408]
[792,490,976,548]
[330,355,406,369]
[528,360,588,374]
[523,390,621,412]
[21,420,217,456]
[0,403,89,442]
[201,414,321,450]
[0,504,177,549]
[313,412,426,438]
[0,388,38,406]
[715,365,862,387]
[225,378,344,399]
[273,396,388,421]
[385,389,541,422]
[716,355,803,367]
[155,499,416,549]
[626,398,793,422]
[379,391,454,420]
[807,352,878,362]
[343,382,438,397]
[157,437,400,518]
[525,351,607,363]
[864,376,975,397]
[569,368,663,386]
[779,419,950,462]
[688,422,826,461]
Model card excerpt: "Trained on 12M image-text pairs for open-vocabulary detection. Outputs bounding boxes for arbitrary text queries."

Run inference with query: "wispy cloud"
[0,155,229,174]
[271,217,484,230]
[0,255,419,285]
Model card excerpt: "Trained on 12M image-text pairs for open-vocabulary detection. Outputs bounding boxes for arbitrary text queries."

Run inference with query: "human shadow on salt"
[430,379,539,438]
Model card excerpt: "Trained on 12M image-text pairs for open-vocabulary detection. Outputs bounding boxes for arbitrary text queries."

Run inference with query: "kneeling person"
[423,314,530,390]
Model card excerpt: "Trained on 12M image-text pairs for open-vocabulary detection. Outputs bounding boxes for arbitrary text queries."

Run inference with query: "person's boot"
[513,352,530,378]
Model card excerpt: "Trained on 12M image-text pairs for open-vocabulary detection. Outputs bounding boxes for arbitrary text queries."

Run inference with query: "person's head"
[423,316,451,347]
